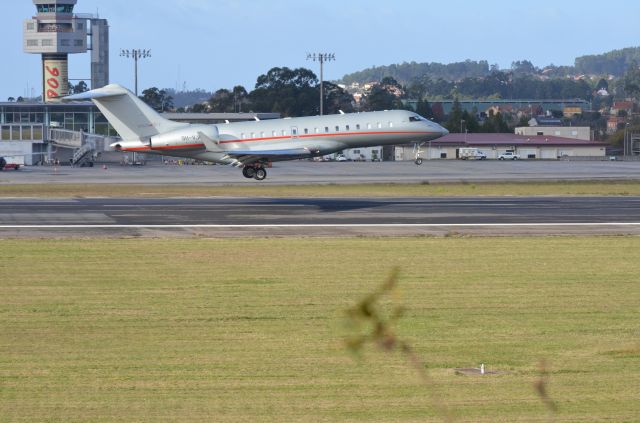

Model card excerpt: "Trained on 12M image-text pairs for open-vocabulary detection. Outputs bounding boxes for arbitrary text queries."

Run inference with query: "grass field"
[2,180,640,198]
[1,237,638,421]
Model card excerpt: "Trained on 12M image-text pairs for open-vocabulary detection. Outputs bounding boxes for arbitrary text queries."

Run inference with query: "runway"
[3,160,640,185]
[1,196,640,237]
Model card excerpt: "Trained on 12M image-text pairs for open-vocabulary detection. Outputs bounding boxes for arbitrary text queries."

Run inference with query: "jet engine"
[149,125,219,150]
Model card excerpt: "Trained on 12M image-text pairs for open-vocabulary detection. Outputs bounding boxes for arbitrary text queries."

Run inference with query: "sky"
[2,0,640,99]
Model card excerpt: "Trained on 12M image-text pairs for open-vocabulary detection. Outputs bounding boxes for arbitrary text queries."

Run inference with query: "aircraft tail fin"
[63,84,186,141]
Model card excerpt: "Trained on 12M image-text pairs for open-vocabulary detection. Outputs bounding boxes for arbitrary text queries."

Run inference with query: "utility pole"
[307,53,335,115]
[120,49,151,96]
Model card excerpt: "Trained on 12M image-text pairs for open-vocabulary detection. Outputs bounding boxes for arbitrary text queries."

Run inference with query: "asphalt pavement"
[1,196,639,238]
[2,160,640,185]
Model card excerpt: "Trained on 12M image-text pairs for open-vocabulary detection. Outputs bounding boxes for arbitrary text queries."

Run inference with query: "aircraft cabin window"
[292,128,297,135]
[241,133,246,139]
[260,132,265,137]
[409,116,421,122]
[325,127,329,133]
[314,128,319,133]
[346,125,350,131]
[272,130,277,137]
[367,123,372,129]
[389,122,393,128]
[335,126,340,132]
[377,122,382,129]
[304,128,309,134]
[251,132,255,138]
[356,124,361,130]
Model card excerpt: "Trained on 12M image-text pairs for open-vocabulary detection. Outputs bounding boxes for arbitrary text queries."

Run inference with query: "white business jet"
[64,84,448,180]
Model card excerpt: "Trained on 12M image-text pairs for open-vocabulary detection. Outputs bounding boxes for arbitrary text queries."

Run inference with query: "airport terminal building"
[0,101,279,164]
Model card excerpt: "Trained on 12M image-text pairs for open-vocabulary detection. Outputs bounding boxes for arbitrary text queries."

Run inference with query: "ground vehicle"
[335,155,348,162]
[458,148,487,160]
[498,151,520,160]
[0,157,20,171]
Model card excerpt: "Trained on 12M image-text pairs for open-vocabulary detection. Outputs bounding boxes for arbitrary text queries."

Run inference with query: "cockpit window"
[409,116,422,122]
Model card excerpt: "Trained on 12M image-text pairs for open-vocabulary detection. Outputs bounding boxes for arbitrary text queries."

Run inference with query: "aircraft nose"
[433,123,448,136]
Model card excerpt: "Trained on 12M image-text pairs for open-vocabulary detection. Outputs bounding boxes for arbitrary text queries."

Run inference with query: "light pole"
[624,122,630,157]
[120,49,151,96]
[307,53,335,115]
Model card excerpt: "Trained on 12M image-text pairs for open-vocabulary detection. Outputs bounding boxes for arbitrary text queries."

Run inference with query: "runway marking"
[1,223,640,229]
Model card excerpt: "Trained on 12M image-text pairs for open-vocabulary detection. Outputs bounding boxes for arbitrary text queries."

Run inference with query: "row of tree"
[141,67,356,117]
[340,47,640,85]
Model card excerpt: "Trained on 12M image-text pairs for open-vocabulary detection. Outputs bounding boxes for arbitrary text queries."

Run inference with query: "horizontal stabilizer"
[62,88,127,101]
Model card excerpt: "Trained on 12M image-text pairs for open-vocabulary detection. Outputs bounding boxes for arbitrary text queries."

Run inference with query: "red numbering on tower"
[44,60,68,100]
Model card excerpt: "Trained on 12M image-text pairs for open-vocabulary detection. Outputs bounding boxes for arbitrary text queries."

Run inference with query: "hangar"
[394,133,608,161]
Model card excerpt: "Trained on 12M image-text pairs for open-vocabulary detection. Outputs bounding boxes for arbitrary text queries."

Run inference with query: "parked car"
[498,152,520,160]
[475,151,487,160]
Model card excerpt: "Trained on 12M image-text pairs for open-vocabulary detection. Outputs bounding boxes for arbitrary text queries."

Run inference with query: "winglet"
[198,131,223,153]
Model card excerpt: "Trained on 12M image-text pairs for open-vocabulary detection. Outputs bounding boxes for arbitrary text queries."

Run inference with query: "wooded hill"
[340,47,640,84]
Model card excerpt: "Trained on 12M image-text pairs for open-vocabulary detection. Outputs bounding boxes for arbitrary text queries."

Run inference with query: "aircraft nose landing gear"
[242,164,268,181]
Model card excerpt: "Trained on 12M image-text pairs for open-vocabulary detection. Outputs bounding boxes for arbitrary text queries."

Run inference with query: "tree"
[140,87,174,112]
[479,110,510,133]
[511,60,537,75]
[208,89,234,112]
[249,67,319,117]
[190,103,208,113]
[323,82,354,115]
[415,99,434,120]
[69,81,88,95]
[232,85,249,112]
[621,61,640,100]
[596,78,609,91]
[7,97,15,102]
[444,98,464,133]
[461,110,480,133]
[363,85,400,111]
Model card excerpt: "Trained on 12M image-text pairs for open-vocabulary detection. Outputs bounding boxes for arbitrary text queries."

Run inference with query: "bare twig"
[534,359,557,418]
[344,268,452,421]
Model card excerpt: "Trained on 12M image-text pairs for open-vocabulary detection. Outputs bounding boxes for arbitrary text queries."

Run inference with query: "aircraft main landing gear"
[415,158,423,166]
[242,164,268,181]
[242,166,256,179]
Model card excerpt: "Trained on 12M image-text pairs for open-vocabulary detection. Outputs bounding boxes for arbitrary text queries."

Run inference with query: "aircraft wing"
[225,148,313,157]
[222,139,346,164]
[223,147,314,165]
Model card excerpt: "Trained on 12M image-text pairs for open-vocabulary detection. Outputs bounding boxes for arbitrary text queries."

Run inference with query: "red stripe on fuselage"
[120,131,438,152]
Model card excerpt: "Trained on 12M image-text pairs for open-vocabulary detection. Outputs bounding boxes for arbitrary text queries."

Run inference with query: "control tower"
[23,0,109,102]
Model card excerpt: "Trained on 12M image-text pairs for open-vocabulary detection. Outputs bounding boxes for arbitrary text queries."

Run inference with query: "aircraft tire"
[243,167,256,179]
[415,158,423,166]
[254,168,267,181]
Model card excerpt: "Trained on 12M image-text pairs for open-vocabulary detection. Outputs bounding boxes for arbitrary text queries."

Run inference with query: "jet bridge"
[47,127,115,166]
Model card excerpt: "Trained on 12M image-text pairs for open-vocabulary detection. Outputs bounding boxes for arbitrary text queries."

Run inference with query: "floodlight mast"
[119,49,151,96]
[307,53,336,115]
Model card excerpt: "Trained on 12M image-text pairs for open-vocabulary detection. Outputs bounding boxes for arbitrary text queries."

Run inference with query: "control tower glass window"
[37,4,75,14]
